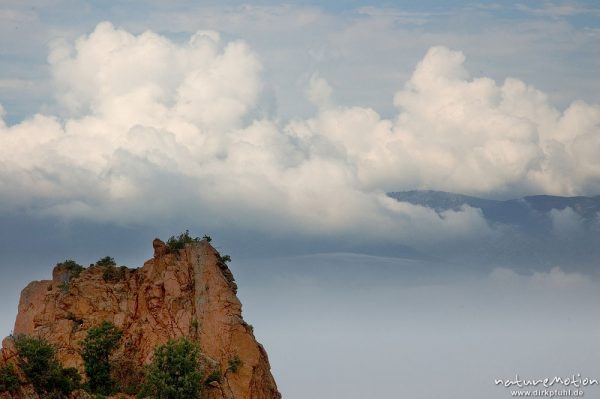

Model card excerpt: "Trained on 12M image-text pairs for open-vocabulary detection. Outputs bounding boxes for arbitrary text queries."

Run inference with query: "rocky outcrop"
[0,239,280,399]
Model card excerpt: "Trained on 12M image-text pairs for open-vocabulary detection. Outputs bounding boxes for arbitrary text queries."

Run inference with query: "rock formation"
[0,239,280,399]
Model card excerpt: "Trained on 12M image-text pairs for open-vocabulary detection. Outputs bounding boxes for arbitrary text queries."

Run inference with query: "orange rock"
[152,238,170,258]
[2,240,281,399]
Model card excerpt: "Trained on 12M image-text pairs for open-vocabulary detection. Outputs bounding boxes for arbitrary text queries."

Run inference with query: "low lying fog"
[233,254,600,399]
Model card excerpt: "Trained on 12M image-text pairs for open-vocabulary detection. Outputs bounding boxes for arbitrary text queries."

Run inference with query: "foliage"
[166,230,201,251]
[218,254,231,263]
[13,335,80,397]
[138,338,202,399]
[55,260,85,293]
[110,354,144,396]
[202,235,212,242]
[81,321,122,395]
[227,356,242,373]
[203,370,221,386]
[59,368,82,395]
[0,364,19,393]
[94,256,126,282]
[102,266,128,282]
[56,260,85,279]
[96,257,116,267]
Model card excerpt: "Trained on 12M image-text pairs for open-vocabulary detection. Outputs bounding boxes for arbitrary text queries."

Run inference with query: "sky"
[1,1,600,398]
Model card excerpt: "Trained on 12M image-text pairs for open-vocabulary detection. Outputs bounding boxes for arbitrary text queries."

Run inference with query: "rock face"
[0,240,280,399]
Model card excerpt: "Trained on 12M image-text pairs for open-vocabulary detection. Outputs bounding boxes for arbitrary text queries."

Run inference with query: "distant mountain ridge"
[388,190,600,269]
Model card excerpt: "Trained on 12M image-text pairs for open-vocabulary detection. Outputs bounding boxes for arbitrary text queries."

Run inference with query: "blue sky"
[2,1,600,125]
[1,2,600,398]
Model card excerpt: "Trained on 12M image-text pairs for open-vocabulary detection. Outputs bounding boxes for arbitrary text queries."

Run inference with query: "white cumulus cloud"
[0,24,599,242]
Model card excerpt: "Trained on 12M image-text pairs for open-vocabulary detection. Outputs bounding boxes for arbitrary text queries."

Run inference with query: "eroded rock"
[1,240,280,399]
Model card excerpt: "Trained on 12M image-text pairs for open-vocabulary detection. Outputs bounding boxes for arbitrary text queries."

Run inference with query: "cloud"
[0,23,599,243]
[0,79,36,90]
[490,266,590,290]
[516,2,600,18]
[550,207,585,236]
[291,46,600,196]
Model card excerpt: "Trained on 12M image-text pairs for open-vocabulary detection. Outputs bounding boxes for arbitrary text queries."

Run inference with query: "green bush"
[166,230,202,251]
[55,260,85,293]
[81,321,122,395]
[203,370,221,386]
[96,257,116,267]
[110,354,144,396]
[227,356,242,373]
[202,235,212,242]
[0,364,19,393]
[58,368,82,395]
[218,254,231,263]
[102,266,127,282]
[138,338,202,399]
[56,260,85,279]
[13,335,80,397]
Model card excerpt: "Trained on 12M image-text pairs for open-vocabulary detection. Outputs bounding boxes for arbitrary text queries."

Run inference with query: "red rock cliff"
[1,239,281,399]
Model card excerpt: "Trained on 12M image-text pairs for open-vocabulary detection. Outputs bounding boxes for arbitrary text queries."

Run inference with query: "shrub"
[166,230,201,251]
[81,321,122,395]
[139,338,202,399]
[202,235,212,242]
[56,260,84,279]
[218,255,231,263]
[102,266,127,282]
[227,356,242,373]
[219,255,231,263]
[0,364,19,393]
[204,370,221,386]
[55,260,85,293]
[110,354,144,396]
[96,257,116,267]
[13,335,80,397]
[58,368,82,395]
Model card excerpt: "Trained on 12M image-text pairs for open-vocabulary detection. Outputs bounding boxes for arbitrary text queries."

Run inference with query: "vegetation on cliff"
[0,364,20,393]
[138,338,203,399]
[166,230,202,251]
[13,335,80,398]
[7,333,211,399]
[81,321,122,395]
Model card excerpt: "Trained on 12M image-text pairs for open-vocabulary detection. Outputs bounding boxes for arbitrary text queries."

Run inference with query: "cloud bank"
[1,23,599,239]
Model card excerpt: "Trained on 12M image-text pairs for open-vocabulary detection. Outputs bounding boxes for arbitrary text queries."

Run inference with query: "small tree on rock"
[139,338,202,399]
[13,335,80,397]
[81,321,122,395]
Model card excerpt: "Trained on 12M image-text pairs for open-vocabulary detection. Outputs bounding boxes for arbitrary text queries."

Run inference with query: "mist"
[234,254,600,399]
